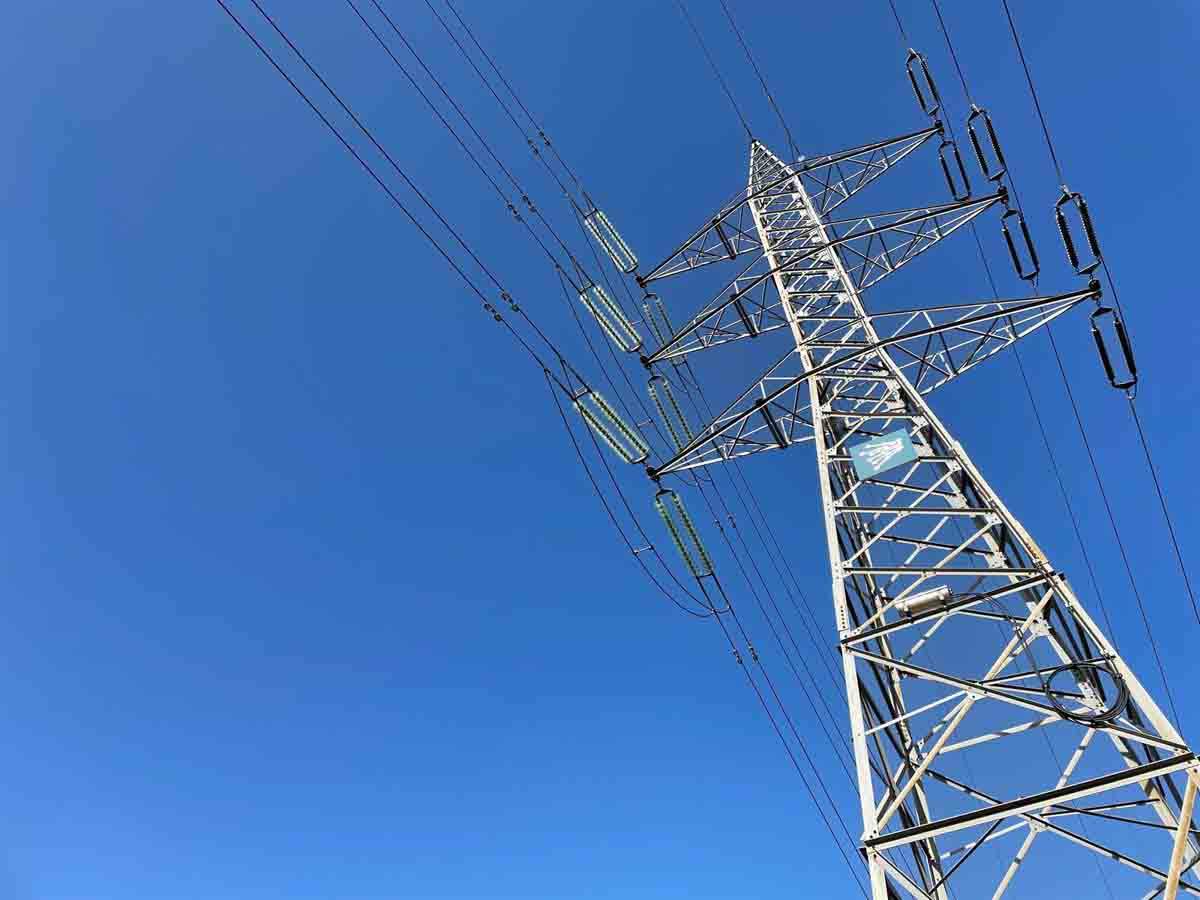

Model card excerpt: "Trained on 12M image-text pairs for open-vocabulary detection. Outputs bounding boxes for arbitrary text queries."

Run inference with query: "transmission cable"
[924,0,1119,643]
[343,0,583,293]
[998,0,1064,184]
[1000,0,1199,628]
[421,0,581,212]
[886,0,910,45]
[717,0,798,158]
[384,0,743,621]
[422,6,844,680]
[214,0,582,397]
[351,0,601,295]
[692,473,858,782]
[708,602,870,897]
[675,0,754,141]
[546,370,714,619]
[932,0,1182,726]
[427,5,871,875]
[223,0,693,639]
[888,8,1126,895]
[441,0,587,196]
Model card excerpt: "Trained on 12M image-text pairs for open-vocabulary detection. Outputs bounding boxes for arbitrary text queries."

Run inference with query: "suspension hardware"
[648,373,694,452]
[574,390,650,464]
[583,206,639,274]
[905,49,941,117]
[654,488,714,578]
[580,282,642,353]
[1090,305,1138,391]
[966,106,1008,183]
[1001,207,1040,282]
[1055,189,1102,276]
[938,139,971,201]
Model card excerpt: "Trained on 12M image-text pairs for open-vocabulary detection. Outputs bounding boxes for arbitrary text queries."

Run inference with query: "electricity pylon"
[610,124,1200,897]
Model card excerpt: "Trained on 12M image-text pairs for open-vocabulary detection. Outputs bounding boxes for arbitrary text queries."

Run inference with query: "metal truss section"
[645,192,1005,363]
[649,288,1095,474]
[677,140,1200,898]
[638,125,939,284]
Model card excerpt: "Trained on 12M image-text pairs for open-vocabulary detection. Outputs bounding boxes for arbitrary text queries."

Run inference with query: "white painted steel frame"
[719,139,1200,898]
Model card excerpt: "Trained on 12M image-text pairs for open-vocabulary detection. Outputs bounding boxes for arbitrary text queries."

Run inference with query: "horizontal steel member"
[841,574,1050,646]
[865,753,1198,851]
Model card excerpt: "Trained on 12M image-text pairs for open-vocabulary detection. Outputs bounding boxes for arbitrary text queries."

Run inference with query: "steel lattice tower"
[624,128,1200,897]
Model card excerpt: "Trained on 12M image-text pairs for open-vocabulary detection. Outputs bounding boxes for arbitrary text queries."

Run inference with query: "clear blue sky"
[3,2,1199,897]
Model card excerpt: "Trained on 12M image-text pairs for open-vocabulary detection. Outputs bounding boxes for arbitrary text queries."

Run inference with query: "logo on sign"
[850,429,918,478]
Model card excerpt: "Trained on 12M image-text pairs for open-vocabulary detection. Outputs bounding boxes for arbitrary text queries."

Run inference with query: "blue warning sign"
[849,429,918,479]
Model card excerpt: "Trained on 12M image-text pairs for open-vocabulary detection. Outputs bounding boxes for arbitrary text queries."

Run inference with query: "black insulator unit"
[1001,208,1040,282]
[732,293,758,336]
[1090,306,1138,391]
[1055,189,1103,276]
[713,218,738,260]
[938,139,971,201]
[756,399,789,449]
[966,107,1008,183]
[906,49,941,117]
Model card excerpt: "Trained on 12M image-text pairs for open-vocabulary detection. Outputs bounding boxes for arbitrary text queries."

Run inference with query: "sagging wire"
[390,1,748,630]
[428,7,871,882]
[347,0,678,476]
[216,0,719,627]
[886,7,1125,893]
[442,0,588,198]
[1000,0,1199,627]
[546,369,716,619]
[675,0,754,141]
[716,0,799,159]
[923,0,1121,645]
[689,475,859,783]
[928,0,1181,742]
[215,0,582,401]
[344,0,582,295]
[914,0,1183,737]
[660,515,868,895]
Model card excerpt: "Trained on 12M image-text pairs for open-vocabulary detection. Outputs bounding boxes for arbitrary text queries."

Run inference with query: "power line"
[675,0,754,141]
[925,1,1120,645]
[407,9,875,884]
[716,0,798,158]
[998,0,1199,629]
[382,0,764,636]
[709,606,870,898]
[913,0,1181,712]
[343,0,574,288]
[441,0,587,196]
[920,0,1183,730]
[886,0,909,45]
[546,369,714,619]
[353,0,598,293]
[213,0,571,393]
[929,0,972,105]
[245,0,505,291]
[998,0,1065,184]
[421,0,582,212]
